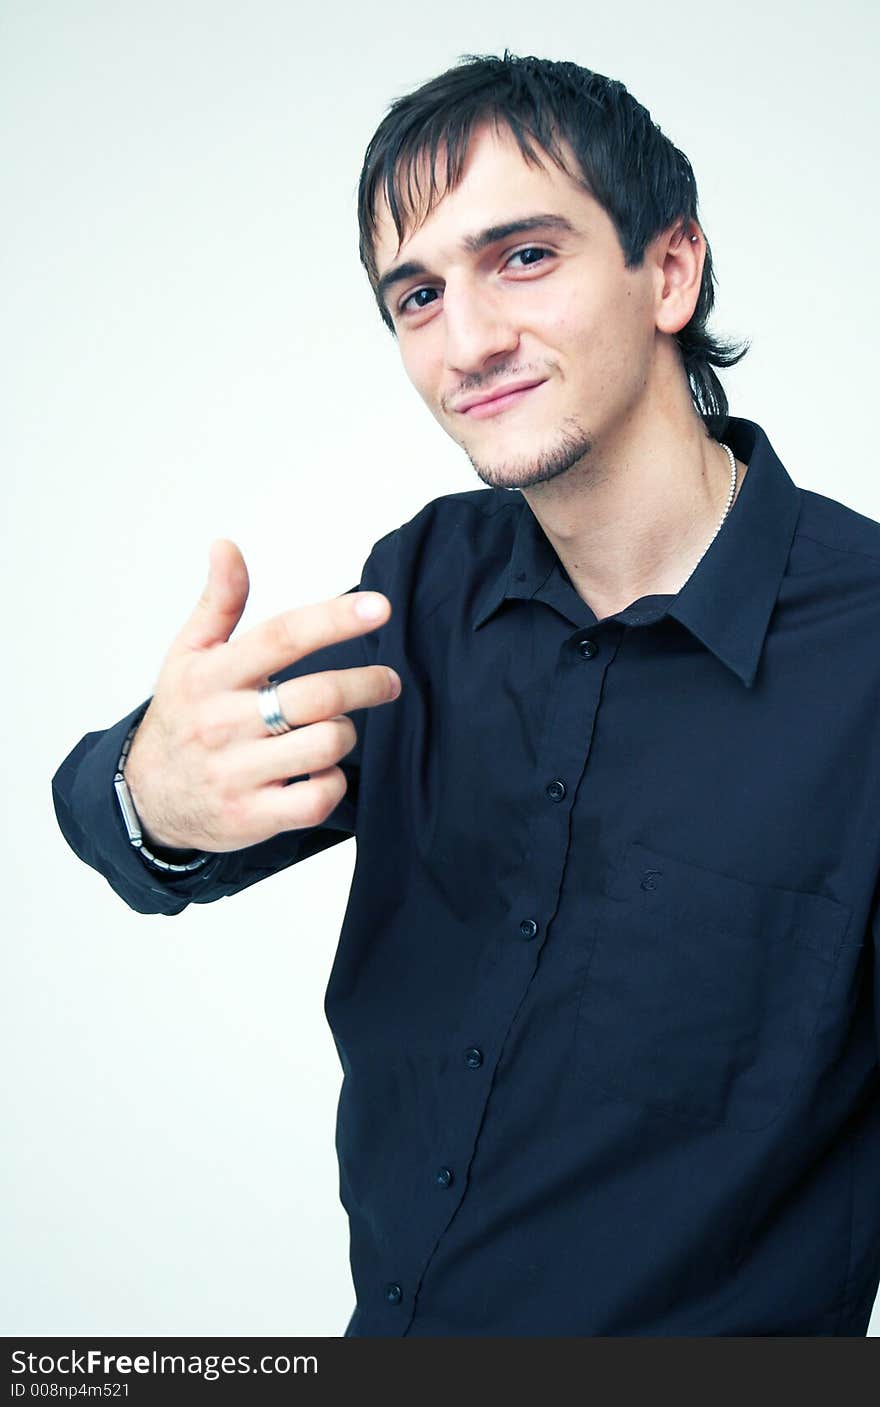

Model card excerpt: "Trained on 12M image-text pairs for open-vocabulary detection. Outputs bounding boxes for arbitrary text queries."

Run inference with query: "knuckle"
[299,796,328,828]
[322,767,349,813]
[193,710,234,751]
[307,718,351,769]
[202,753,231,801]
[298,791,329,828]
[268,611,299,657]
[302,769,347,826]
[337,716,357,754]
[217,791,250,837]
[370,664,397,702]
[308,674,346,719]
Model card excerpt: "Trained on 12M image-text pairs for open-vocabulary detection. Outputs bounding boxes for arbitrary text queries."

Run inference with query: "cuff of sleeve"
[53,699,224,906]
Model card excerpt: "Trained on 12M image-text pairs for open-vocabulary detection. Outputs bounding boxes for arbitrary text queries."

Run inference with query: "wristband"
[114,723,211,874]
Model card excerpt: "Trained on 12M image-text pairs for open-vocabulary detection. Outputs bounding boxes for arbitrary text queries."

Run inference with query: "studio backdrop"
[3,0,878,1336]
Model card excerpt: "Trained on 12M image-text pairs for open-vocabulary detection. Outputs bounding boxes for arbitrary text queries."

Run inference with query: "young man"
[53,54,880,1336]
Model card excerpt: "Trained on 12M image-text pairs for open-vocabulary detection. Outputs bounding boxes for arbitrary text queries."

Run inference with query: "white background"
[3,0,879,1335]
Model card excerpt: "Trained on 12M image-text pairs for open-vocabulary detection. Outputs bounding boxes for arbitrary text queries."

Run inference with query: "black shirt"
[52,417,880,1336]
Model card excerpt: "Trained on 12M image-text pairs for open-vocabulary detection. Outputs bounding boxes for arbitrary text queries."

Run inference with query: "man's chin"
[468,461,555,490]
[466,437,593,491]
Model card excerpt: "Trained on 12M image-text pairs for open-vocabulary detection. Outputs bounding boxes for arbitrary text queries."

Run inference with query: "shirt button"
[384,1283,403,1305]
[578,637,598,659]
[464,1047,484,1069]
[519,918,539,940]
[436,1166,454,1188]
[546,779,566,802]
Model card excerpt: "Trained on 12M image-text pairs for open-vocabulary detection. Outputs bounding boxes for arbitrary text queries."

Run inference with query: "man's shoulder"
[389,485,521,533]
[795,485,880,567]
[368,486,522,560]
[359,487,523,613]
[788,486,880,628]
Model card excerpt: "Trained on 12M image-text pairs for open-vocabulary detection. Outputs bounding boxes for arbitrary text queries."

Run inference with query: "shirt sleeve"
[51,568,385,917]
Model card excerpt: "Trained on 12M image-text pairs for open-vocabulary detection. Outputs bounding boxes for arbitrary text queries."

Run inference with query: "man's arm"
[51,540,400,916]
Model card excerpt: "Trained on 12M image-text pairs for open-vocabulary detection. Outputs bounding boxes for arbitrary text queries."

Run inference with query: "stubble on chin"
[464,416,594,491]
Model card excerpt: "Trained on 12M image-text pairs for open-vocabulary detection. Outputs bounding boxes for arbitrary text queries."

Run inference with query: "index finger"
[203,590,392,690]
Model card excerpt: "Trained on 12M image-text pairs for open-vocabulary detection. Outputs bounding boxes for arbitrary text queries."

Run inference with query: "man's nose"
[442,285,520,374]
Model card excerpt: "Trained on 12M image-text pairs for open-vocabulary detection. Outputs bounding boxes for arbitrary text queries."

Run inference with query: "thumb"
[173,539,251,653]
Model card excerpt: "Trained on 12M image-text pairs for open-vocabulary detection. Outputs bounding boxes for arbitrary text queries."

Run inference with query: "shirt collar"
[472,418,802,689]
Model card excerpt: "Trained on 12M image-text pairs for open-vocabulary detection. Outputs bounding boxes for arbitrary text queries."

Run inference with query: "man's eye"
[400,287,439,315]
[507,246,549,268]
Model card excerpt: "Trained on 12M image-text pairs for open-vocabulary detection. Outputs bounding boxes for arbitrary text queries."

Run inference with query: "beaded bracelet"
[113,722,211,874]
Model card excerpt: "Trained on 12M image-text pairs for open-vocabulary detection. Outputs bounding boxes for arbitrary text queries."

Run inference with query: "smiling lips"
[456,378,547,419]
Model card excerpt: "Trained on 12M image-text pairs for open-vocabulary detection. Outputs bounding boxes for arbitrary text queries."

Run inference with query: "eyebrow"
[375,213,580,316]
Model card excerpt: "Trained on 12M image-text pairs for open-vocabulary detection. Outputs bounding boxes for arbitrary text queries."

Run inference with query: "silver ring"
[257,683,294,735]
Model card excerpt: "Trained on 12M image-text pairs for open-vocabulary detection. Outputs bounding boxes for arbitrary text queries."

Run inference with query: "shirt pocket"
[575,841,853,1131]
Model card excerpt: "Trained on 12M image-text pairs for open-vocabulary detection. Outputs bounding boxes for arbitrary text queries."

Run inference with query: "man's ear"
[653,219,705,336]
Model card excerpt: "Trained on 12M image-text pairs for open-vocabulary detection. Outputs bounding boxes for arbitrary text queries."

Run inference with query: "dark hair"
[357,51,748,440]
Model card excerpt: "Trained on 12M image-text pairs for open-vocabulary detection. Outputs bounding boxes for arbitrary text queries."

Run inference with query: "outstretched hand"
[123,540,399,852]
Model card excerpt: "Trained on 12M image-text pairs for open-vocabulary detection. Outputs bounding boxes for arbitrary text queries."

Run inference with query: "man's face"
[372,122,666,490]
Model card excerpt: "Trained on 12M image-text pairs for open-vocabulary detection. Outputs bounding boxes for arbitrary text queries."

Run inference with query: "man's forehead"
[371,122,586,273]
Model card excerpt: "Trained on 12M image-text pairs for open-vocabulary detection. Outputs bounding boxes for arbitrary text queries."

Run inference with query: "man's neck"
[521,407,748,621]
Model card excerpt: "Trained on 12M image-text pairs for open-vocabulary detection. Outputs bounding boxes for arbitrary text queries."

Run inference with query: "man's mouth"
[456,378,547,419]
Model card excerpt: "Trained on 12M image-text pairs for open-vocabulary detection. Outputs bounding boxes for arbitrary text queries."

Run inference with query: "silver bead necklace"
[688,441,738,578]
